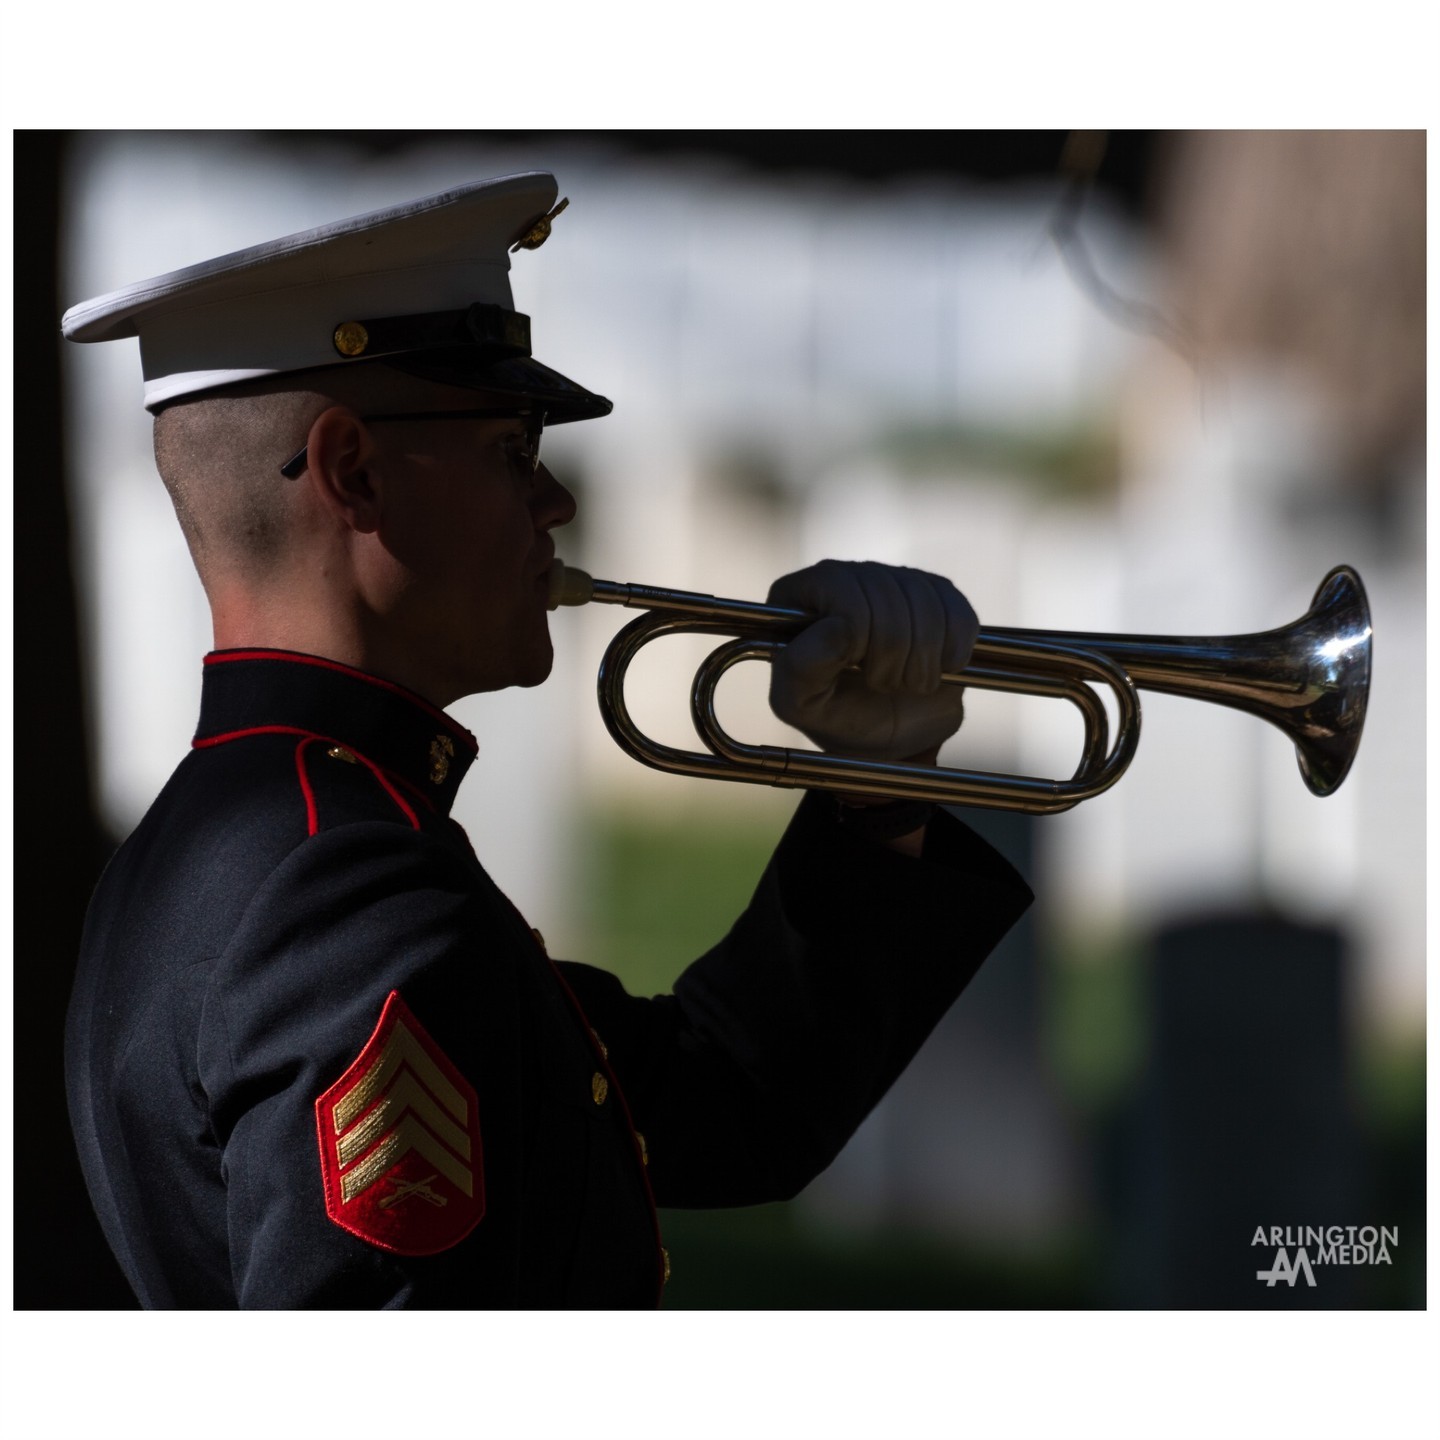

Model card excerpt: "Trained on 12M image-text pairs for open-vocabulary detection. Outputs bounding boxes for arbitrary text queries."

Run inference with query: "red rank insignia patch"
[315,990,484,1255]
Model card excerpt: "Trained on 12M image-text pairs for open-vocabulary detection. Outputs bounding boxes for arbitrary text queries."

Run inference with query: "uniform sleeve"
[196,823,526,1309]
[557,791,1033,1207]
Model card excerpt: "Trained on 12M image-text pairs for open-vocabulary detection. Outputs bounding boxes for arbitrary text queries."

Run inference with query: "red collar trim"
[204,648,476,753]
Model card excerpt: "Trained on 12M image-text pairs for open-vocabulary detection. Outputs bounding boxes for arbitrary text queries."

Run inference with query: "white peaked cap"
[61,171,612,420]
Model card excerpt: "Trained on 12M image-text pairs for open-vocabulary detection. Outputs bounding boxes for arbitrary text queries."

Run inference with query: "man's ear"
[303,405,383,534]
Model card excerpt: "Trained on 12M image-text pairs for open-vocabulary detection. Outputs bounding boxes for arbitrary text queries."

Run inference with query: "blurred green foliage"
[657,1203,1092,1310]
[1355,1037,1426,1309]
[1356,1035,1426,1139]
[580,805,780,998]
[875,417,1122,498]
[1043,931,1147,1113]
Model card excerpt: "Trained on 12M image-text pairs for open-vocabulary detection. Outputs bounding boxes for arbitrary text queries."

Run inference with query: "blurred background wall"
[17,130,1424,1309]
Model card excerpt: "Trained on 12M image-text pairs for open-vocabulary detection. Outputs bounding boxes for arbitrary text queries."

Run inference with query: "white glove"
[767,560,978,761]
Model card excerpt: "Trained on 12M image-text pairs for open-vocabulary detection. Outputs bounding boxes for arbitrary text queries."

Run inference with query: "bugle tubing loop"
[552,562,1371,814]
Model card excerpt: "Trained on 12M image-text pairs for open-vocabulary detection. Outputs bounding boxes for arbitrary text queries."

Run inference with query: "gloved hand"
[767,560,978,761]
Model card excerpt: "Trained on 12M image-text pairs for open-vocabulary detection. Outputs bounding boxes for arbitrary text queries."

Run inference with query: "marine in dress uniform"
[61,174,1033,1308]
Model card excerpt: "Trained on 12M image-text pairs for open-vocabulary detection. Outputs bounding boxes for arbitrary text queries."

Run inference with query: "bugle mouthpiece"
[547,559,595,609]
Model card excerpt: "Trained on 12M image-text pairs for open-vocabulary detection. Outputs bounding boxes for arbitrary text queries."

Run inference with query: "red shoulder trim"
[315,991,485,1256]
[195,725,426,831]
[295,738,321,837]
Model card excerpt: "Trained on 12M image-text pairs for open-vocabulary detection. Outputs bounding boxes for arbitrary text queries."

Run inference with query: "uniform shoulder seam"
[292,736,424,834]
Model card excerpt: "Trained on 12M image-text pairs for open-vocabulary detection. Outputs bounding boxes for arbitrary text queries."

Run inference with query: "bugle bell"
[548,560,1371,815]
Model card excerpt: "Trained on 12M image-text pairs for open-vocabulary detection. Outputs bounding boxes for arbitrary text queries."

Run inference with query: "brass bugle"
[548,561,1372,815]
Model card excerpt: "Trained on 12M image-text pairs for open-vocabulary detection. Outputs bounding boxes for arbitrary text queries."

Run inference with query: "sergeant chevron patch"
[316,990,484,1255]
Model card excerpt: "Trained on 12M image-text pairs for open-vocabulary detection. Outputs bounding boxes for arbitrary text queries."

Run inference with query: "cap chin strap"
[329,303,532,364]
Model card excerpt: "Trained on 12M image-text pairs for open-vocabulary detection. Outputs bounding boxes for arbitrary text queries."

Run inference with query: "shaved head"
[153,381,315,581]
[151,365,496,587]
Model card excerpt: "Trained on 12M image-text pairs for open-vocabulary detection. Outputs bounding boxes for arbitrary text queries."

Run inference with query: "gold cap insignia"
[510,197,569,253]
[316,990,485,1255]
[333,320,370,357]
[429,735,456,785]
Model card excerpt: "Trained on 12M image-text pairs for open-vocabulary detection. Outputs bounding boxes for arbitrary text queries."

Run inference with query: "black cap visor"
[384,349,613,424]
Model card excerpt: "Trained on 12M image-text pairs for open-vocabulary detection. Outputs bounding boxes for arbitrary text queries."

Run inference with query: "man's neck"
[209,596,452,710]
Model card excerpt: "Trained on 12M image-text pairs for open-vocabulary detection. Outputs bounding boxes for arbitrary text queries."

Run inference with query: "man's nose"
[534,463,577,529]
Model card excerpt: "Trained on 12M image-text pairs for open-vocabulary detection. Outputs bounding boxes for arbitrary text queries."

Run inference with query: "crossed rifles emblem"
[378,1174,448,1210]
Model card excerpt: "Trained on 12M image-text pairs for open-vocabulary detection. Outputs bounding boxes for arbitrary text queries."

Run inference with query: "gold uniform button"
[590,1028,608,1060]
[591,1072,609,1106]
[326,746,357,764]
[332,320,369,357]
[635,1131,648,1165]
[661,1247,671,1284]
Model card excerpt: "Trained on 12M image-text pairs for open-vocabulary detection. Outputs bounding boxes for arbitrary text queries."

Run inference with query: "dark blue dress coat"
[64,649,1032,1307]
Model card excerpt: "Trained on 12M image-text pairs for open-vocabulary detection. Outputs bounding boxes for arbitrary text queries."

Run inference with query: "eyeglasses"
[279,407,545,480]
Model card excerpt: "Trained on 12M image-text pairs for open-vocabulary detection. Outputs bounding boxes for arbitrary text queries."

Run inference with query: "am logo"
[1256,1247,1317,1287]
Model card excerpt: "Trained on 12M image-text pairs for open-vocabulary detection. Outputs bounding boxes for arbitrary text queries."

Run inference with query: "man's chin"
[513,641,555,689]
[446,640,554,701]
